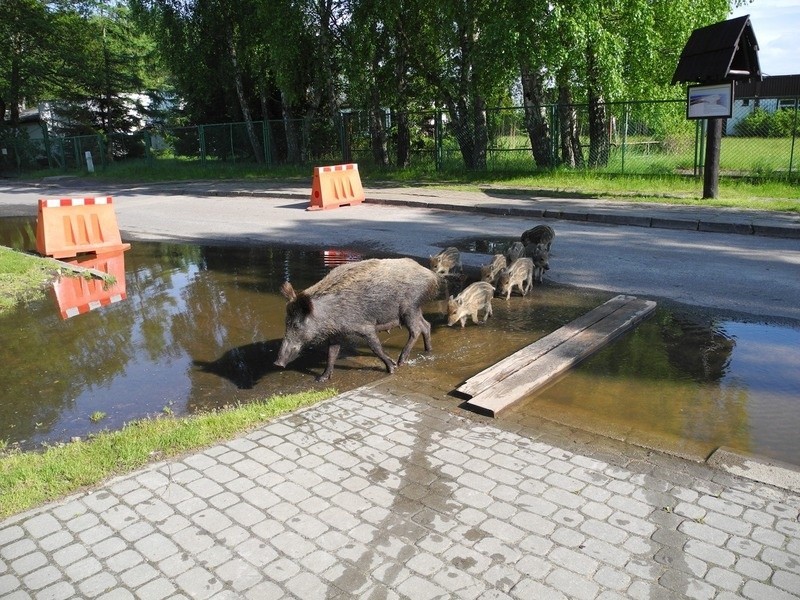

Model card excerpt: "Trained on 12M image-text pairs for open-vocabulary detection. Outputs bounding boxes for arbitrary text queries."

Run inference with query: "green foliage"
[734,108,799,138]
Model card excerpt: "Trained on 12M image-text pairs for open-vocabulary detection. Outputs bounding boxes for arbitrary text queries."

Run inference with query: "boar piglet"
[504,241,525,264]
[274,258,439,382]
[480,254,507,287]
[498,257,534,299]
[524,242,550,282]
[447,282,495,327]
[520,224,555,251]
[430,247,462,276]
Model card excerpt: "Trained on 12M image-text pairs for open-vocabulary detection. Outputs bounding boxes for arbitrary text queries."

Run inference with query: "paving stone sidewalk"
[2,385,799,600]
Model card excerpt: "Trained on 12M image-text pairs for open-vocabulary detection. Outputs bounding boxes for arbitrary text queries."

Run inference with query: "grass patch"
[0,389,336,519]
[0,246,60,315]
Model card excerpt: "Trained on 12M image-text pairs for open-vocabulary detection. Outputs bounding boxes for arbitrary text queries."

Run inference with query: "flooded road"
[1,217,799,468]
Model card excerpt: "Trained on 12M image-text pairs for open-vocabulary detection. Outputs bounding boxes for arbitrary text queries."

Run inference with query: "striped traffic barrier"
[308,163,365,210]
[36,196,131,258]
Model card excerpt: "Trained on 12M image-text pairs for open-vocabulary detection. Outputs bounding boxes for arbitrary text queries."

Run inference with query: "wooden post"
[703,117,723,199]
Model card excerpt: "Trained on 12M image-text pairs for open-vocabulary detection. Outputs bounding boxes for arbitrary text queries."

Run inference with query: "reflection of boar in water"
[521,224,555,251]
[498,257,534,299]
[430,247,462,276]
[524,242,550,283]
[447,282,495,327]
[274,258,439,382]
[480,254,507,287]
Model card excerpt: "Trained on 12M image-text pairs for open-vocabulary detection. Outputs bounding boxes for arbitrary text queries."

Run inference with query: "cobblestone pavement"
[2,384,799,599]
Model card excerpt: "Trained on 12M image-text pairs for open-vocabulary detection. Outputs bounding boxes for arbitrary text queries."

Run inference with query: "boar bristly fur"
[275,258,439,381]
[447,281,495,327]
[498,257,534,299]
[430,247,462,276]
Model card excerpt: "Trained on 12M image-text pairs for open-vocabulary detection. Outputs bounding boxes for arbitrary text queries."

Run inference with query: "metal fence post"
[621,103,630,175]
[199,125,206,165]
[790,99,798,175]
[435,109,443,172]
[262,121,272,166]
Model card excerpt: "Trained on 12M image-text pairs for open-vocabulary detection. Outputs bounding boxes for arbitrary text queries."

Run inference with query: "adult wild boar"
[274,258,439,381]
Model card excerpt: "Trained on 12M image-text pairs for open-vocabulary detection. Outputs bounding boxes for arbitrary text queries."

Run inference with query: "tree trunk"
[281,93,301,164]
[586,47,609,168]
[370,107,389,166]
[225,22,263,164]
[557,82,583,168]
[520,63,552,168]
[370,52,389,166]
[445,95,487,171]
[395,110,410,168]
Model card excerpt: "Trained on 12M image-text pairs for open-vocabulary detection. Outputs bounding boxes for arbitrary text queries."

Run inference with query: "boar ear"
[296,292,313,316]
[280,281,296,301]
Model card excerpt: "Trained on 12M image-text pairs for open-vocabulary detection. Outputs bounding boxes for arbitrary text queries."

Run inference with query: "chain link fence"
[2,98,798,179]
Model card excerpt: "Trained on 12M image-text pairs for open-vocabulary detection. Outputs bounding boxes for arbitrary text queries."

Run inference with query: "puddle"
[504,313,800,464]
[2,217,800,468]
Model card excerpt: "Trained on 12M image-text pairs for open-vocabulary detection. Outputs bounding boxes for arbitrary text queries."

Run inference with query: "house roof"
[672,15,761,85]
[735,74,800,99]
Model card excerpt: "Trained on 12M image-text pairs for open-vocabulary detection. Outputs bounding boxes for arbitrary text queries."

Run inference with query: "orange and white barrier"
[52,250,127,319]
[308,163,365,210]
[36,196,131,259]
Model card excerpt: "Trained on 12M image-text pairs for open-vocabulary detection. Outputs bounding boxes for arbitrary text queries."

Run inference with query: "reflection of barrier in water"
[52,250,127,319]
[322,249,362,268]
[36,196,131,259]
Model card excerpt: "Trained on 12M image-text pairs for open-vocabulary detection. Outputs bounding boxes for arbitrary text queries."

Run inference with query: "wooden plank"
[462,296,656,417]
[456,294,637,398]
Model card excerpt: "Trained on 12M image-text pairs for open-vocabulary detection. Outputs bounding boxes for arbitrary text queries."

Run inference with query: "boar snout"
[274,340,301,368]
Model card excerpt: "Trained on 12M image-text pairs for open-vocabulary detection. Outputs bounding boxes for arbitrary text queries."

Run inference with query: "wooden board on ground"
[456,294,656,417]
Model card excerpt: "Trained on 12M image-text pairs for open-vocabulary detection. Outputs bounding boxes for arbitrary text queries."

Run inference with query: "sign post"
[671,16,761,199]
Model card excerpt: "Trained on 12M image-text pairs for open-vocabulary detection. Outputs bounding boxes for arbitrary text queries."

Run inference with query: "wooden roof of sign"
[672,15,761,85]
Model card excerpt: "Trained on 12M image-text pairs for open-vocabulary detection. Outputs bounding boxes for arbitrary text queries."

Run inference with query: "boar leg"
[398,311,432,364]
[317,342,342,382]
[362,330,397,373]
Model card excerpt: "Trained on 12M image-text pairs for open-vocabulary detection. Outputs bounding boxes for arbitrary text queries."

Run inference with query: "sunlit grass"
[0,246,59,314]
[0,389,337,518]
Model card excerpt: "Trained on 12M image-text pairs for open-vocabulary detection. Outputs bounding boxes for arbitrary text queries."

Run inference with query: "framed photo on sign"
[687,82,734,119]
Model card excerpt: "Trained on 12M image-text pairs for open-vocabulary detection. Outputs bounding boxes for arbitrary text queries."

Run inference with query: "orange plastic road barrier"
[36,196,131,259]
[308,163,365,210]
[52,250,127,319]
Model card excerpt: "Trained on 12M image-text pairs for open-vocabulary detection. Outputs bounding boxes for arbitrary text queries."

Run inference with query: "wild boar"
[480,254,507,287]
[521,224,555,251]
[524,242,550,283]
[505,241,525,264]
[430,247,462,276]
[447,282,495,327]
[274,258,439,381]
[497,257,534,299]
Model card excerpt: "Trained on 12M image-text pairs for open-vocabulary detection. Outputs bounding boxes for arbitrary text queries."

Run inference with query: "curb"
[363,196,800,240]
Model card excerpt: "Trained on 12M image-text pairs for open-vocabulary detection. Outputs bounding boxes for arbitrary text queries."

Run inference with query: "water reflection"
[53,251,127,319]
[1,216,799,467]
[506,312,800,465]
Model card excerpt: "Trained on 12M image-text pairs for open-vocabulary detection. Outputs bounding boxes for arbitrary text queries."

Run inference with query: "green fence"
[2,98,798,179]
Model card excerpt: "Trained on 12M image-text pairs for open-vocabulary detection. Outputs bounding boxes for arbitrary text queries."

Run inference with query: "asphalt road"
[1,180,799,322]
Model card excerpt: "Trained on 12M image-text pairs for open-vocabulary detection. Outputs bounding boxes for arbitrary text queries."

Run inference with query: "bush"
[734,107,798,138]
